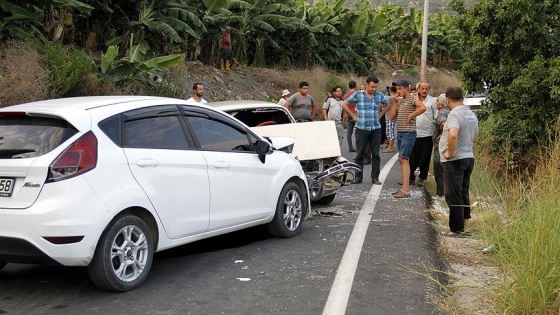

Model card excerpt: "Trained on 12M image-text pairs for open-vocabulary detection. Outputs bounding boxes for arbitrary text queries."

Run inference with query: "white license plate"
[0,178,15,197]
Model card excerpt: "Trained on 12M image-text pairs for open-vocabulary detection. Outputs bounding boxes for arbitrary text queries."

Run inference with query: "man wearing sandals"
[439,86,479,236]
[408,80,438,187]
[389,79,426,198]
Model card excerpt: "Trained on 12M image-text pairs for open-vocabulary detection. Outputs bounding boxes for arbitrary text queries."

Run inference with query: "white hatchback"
[0,96,309,291]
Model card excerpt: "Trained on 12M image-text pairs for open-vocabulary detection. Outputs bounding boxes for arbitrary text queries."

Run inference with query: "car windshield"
[0,116,78,158]
[228,108,292,127]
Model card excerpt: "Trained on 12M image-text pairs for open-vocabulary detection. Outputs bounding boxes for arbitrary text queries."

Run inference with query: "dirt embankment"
[183,62,460,104]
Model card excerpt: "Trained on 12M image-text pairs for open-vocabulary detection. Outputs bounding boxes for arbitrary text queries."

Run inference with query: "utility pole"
[420,0,429,80]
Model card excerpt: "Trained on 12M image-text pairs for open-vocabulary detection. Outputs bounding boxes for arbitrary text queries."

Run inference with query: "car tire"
[267,181,305,238]
[0,262,6,270]
[88,215,154,292]
[315,193,336,205]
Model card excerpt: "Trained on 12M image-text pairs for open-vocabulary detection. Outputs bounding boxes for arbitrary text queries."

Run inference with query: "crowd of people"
[277,79,478,237]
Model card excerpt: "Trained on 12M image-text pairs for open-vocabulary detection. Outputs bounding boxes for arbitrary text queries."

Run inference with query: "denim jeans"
[442,158,475,233]
[354,128,381,180]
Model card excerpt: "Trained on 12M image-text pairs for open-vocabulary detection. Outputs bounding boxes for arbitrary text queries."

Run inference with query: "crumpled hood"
[251,121,341,161]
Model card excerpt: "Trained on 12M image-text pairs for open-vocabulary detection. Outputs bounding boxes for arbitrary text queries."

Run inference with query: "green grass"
[473,123,560,313]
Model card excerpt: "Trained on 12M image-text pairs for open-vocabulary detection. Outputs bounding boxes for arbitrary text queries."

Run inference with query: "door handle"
[136,159,159,167]
[213,161,230,169]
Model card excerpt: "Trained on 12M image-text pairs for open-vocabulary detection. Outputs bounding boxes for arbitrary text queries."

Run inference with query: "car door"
[121,105,210,239]
[181,107,280,231]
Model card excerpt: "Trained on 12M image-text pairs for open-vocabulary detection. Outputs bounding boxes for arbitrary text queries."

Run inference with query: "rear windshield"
[0,116,78,159]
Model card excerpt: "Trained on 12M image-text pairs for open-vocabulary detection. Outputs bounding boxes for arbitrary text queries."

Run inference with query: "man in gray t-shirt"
[439,86,479,236]
[284,81,317,121]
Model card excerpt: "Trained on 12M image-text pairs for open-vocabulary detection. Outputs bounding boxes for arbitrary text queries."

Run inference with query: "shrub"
[0,40,48,106]
[41,43,92,98]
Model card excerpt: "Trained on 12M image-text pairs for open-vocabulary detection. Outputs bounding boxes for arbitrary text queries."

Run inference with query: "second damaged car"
[210,101,360,205]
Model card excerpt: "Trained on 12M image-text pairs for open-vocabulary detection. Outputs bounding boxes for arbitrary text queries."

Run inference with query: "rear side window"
[0,116,78,159]
[124,116,189,150]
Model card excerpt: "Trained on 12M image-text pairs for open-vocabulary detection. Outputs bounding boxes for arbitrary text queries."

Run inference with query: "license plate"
[0,177,15,197]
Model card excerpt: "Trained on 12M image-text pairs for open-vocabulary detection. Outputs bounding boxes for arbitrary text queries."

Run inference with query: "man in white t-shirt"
[186,83,207,105]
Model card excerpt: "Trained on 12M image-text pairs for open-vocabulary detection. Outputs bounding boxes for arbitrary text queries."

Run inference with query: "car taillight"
[46,131,98,183]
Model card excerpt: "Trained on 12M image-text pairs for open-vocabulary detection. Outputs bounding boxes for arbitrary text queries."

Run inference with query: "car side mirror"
[255,139,271,163]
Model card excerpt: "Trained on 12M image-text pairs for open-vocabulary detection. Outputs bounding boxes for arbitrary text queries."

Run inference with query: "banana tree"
[98,34,182,89]
[0,1,45,41]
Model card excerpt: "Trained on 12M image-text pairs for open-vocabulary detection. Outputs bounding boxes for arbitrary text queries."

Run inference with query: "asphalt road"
[0,144,443,315]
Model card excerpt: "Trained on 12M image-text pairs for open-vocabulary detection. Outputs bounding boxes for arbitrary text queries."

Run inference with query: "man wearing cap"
[389,79,426,198]
[439,86,478,236]
[341,76,388,185]
[220,26,232,71]
[277,89,290,106]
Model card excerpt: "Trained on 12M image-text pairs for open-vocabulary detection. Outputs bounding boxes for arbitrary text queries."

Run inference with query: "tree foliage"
[0,0,463,77]
[452,0,560,157]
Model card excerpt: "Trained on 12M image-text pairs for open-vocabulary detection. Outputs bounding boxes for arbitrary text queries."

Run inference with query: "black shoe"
[398,181,414,185]
[352,178,362,184]
[372,179,382,185]
[349,148,356,152]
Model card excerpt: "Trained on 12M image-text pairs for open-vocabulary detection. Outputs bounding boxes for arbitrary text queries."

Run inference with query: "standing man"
[433,94,450,200]
[220,26,232,71]
[322,85,344,145]
[284,81,318,122]
[277,89,291,106]
[389,79,426,198]
[344,80,357,152]
[381,86,398,153]
[186,83,207,105]
[409,80,438,187]
[341,76,388,185]
[439,86,479,236]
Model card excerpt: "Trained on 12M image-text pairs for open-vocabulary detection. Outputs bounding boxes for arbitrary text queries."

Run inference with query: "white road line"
[322,153,399,315]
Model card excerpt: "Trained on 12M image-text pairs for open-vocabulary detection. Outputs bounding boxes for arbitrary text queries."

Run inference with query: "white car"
[464,95,486,112]
[0,96,309,291]
[210,101,360,205]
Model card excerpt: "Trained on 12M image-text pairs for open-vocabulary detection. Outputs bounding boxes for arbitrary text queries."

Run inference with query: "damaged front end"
[301,157,361,205]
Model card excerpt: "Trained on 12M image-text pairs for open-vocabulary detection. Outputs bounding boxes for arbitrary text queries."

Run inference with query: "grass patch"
[472,121,560,313]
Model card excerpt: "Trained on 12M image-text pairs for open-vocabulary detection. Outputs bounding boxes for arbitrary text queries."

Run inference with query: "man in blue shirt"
[341,76,388,184]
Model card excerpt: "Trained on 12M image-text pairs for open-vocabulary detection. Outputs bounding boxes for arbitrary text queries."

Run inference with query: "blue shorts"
[397,131,417,159]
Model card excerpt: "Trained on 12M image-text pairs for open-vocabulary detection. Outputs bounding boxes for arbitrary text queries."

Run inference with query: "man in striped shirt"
[341,76,388,185]
[389,79,426,198]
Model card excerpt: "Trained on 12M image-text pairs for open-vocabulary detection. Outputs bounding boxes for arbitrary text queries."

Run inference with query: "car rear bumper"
[0,178,109,266]
[0,236,62,265]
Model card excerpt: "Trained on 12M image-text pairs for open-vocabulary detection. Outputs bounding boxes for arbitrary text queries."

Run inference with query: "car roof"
[0,96,223,132]
[209,100,285,112]
[0,96,175,111]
